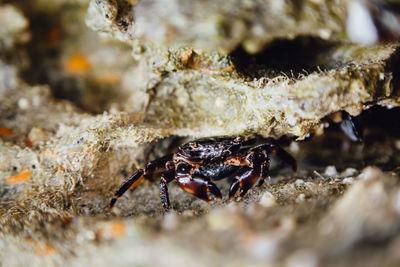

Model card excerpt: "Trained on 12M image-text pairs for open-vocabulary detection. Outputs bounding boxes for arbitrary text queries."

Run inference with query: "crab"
[110,136,297,210]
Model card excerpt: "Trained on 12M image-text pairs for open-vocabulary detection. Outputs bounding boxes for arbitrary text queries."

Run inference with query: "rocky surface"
[1,1,400,267]
[85,0,400,139]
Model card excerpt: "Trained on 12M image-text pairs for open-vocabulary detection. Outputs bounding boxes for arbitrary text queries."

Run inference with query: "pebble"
[161,212,179,231]
[295,179,305,186]
[18,98,30,110]
[342,177,354,184]
[341,168,358,177]
[28,127,48,144]
[324,166,338,177]
[259,191,278,208]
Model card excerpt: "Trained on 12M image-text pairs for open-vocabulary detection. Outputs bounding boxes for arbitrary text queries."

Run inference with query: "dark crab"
[110,136,297,210]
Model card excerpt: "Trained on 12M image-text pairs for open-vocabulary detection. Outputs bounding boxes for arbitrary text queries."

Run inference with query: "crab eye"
[188,142,198,149]
[233,136,242,144]
[177,163,191,173]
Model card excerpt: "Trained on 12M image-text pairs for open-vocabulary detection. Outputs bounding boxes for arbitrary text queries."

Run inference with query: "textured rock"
[86,0,400,139]
[1,1,400,267]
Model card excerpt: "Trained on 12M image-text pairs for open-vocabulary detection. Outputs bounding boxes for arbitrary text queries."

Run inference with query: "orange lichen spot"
[96,222,126,240]
[25,137,34,148]
[54,165,65,172]
[35,242,57,256]
[179,49,193,65]
[6,169,32,184]
[94,73,121,84]
[109,222,126,238]
[186,54,235,74]
[47,27,61,45]
[66,54,91,74]
[0,127,13,136]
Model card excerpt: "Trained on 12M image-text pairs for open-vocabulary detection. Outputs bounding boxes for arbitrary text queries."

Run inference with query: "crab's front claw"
[177,176,222,202]
[207,181,223,200]
[228,167,259,200]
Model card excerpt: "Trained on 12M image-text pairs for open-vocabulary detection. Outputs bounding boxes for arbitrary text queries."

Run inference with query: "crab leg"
[160,168,175,210]
[228,144,296,199]
[110,154,173,208]
[254,144,297,172]
[110,169,145,208]
[257,159,271,187]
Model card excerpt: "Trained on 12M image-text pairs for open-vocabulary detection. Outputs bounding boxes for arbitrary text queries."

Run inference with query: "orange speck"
[25,137,34,147]
[54,165,65,172]
[6,169,32,184]
[187,53,235,75]
[96,222,126,240]
[66,54,91,74]
[0,127,13,136]
[109,222,126,238]
[35,242,57,256]
[179,49,193,65]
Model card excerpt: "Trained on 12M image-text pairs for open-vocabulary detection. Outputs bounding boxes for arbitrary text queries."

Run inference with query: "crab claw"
[228,167,257,201]
[207,181,222,200]
[228,179,240,200]
[177,176,222,202]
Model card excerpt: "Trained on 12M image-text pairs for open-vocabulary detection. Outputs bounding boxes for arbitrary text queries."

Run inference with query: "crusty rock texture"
[85,0,400,139]
[1,1,400,267]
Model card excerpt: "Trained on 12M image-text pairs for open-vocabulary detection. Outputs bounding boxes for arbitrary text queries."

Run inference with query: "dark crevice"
[230,36,342,79]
